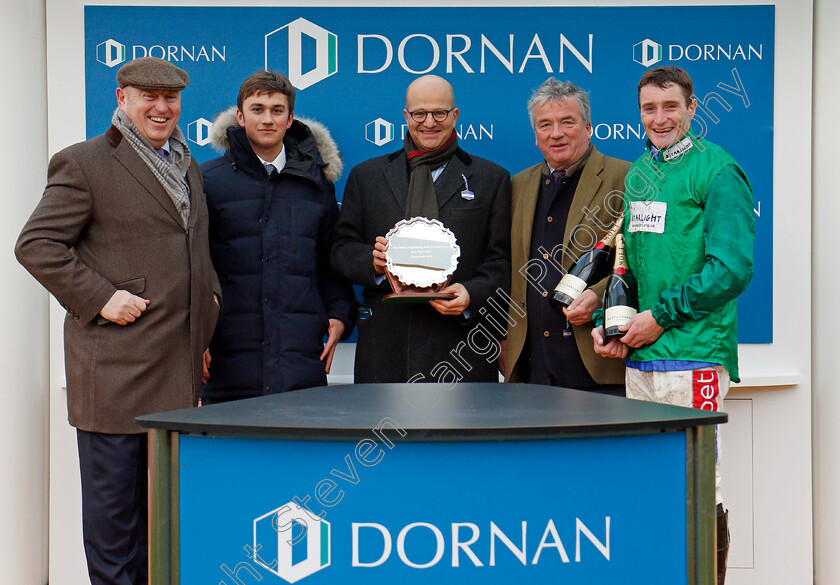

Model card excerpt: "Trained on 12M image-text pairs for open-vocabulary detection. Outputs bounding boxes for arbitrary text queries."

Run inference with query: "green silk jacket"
[620,132,755,382]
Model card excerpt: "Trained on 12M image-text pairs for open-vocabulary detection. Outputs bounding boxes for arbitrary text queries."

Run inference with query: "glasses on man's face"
[408,106,456,123]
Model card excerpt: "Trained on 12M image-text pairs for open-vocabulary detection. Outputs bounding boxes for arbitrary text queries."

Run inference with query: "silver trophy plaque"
[383,217,460,302]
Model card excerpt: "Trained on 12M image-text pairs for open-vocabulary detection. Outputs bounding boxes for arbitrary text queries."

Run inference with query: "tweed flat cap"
[117,57,189,91]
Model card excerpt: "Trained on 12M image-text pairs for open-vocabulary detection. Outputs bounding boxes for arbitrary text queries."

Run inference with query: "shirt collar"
[546,143,593,177]
[257,145,287,172]
[431,162,448,182]
[649,133,696,162]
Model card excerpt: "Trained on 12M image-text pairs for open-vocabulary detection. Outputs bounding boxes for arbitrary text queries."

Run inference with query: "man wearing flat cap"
[16,57,220,585]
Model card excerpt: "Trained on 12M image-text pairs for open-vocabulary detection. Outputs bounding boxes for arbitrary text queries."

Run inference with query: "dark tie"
[264,162,276,175]
[551,169,566,193]
[156,147,168,161]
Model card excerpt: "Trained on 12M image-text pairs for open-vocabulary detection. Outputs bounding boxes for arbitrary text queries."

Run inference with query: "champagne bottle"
[603,233,638,339]
[550,217,622,309]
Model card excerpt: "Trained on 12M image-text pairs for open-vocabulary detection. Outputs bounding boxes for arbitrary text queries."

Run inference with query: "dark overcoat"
[15,126,221,433]
[331,147,511,383]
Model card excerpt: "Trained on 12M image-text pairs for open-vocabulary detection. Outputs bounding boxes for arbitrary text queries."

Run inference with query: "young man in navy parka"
[201,71,354,403]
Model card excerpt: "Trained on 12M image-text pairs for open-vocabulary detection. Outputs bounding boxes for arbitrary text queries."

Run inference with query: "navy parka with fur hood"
[201,107,354,401]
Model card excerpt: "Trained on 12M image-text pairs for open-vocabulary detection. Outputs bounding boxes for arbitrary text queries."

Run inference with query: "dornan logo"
[633,38,763,65]
[253,502,330,583]
[633,39,662,67]
[262,21,595,86]
[97,39,126,68]
[592,122,646,141]
[366,118,395,146]
[96,38,225,67]
[187,118,214,147]
[227,512,611,582]
[266,18,338,90]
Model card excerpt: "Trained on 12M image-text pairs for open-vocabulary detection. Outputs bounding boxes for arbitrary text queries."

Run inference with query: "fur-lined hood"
[209,106,342,183]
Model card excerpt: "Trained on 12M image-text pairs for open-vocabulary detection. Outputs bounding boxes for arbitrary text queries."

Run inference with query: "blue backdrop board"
[85,5,774,342]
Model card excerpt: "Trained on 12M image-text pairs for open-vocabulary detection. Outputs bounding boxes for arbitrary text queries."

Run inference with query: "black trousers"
[523,338,625,397]
[76,430,148,585]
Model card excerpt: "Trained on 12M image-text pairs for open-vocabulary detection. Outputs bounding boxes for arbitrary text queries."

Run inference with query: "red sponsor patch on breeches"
[693,369,720,411]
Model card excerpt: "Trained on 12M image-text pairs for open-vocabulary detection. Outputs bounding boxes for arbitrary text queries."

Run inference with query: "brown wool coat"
[16,126,221,433]
[505,146,629,385]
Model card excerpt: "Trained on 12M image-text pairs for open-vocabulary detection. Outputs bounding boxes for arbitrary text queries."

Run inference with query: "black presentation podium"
[138,383,724,585]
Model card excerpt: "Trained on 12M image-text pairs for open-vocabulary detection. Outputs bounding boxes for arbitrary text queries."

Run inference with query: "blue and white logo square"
[265,18,338,90]
[97,39,126,68]
[253,502,331,583]
[366,118,395,146]
[187,118,213,147]
[633,39,662,67]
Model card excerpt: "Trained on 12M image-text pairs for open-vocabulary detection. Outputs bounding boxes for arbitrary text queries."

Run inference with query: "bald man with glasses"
[331,75,511,384]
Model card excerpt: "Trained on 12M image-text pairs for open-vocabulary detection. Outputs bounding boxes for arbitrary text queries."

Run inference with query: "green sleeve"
[593,307,604,328]
[651,165,756,328]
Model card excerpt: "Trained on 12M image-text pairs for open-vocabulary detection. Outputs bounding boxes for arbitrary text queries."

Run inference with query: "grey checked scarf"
[112,108,192,227]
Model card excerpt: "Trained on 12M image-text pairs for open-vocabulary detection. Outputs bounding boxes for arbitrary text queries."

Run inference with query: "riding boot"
[716,503,730,585]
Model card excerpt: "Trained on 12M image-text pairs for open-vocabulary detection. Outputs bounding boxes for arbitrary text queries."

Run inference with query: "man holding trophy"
[331,75,511,383]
